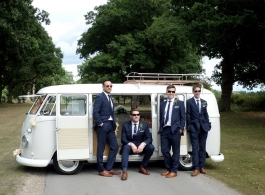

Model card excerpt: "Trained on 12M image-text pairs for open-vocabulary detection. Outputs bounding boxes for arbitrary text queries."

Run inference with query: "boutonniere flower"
[139,123,143,131]
[202,102,207,107]
[173,98,178,105]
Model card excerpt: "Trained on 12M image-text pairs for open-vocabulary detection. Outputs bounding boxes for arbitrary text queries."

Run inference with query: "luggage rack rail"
[124,72,203,85]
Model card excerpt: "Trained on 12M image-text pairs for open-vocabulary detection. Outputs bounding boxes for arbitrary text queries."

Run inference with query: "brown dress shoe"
[161,171,170,176]
[99,171,113,177]
[166,172,177,178]
[191,170,200,177]
[200,168,207,174]
[139,167,150,175]
[121,171,128,180]
[107,170,121,175]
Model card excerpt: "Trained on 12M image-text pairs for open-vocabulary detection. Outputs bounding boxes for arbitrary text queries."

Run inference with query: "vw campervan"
[13,73,224,174]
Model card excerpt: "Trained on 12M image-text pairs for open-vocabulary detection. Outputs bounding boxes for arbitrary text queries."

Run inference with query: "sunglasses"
[105,85,113,88]
[194,90,201,93]
[167,90,175,93]
[131,114,140,116]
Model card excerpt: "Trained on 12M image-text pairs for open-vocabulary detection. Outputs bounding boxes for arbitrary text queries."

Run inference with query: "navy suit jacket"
[158,99,185,134]
[93,92,116,130]
[121,121,152,147]
[186,98,211,133]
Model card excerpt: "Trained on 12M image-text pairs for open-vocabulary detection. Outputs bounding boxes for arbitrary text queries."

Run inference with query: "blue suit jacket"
[121,121,152,147]
[186,98,211,133]
[93,92,116,129]
[158,99,185,134]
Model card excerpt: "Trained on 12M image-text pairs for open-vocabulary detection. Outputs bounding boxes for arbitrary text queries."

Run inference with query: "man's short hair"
[166,85,176,90]
[130,108,140,115]
[102,80,112,86]
[192,84,201,91]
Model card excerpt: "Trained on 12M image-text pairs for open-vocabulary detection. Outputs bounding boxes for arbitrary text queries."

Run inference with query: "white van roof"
[37,83,212,95]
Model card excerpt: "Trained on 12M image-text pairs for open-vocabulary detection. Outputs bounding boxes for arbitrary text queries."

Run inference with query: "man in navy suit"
[186,84,211,176]
[159,85,185,178]
[93,80,120,177]
[120,108,154,180]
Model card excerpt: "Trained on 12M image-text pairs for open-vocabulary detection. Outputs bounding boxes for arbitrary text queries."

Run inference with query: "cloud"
[63,64,80,81]
[32,0,108,65]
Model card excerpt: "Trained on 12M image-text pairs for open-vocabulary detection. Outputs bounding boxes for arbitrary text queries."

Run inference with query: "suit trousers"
[160,126,181,173]
[121,144,155,171]
[96,121,119,172]
[190,127,208,170]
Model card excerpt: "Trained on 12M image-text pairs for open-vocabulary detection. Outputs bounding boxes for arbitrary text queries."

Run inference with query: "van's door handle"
[56,128,60,131]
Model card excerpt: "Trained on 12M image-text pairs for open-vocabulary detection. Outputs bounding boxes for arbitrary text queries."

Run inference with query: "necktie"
[164,101,171,125]
[133,124,137,138]
[196,100,200,113]
[108,95,112,109]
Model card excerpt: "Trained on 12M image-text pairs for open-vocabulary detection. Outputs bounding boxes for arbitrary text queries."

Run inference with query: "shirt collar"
[131,121,139,125]
[193,97,200,101]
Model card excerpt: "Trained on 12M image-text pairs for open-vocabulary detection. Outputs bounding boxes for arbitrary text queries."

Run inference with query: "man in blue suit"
[159,85,185,178]
[93,80,120,177]
[186,84,211,177]
[120,108,154,180]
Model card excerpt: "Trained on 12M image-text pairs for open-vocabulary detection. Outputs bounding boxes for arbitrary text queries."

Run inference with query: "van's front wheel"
[179,153,193,171]
[53,152,84,175]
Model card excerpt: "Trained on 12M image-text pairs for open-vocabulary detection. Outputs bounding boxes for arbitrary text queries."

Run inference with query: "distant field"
[0,103,264,195]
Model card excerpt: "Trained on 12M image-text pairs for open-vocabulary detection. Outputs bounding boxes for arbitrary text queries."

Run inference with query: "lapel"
[162,101,167,116]
[129,122,133,135]
[191,98,200,113]
[102,92,113,110]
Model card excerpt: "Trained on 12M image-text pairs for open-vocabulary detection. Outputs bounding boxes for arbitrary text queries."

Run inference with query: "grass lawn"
[0,102,42,195]
[0,103,265,195]
[205,111,265,195]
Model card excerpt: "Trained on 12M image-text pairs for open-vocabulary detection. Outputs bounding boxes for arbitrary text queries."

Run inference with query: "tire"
[53,152,84,175]
[179,153,193,171]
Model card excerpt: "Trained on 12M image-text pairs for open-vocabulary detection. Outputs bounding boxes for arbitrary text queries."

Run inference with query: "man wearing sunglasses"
[186,84,211,177]
[120,108,154,180]
[93,80,120,177]
[159,85,185,178]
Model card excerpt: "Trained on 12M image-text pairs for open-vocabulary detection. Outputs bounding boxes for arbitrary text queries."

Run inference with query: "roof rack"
[124,72,203,85]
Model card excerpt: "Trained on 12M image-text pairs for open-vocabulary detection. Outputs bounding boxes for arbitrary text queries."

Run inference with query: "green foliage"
[1,87,8,102]
[77,0,202,83]
[0,0,65,102]
[174,0,265,111]
[115,105,128,114]
[211,89,222,102]
[211,89,265,112]
[231,91,265,111]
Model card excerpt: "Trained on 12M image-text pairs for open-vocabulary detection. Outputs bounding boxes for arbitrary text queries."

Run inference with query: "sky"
[32,0,258,91]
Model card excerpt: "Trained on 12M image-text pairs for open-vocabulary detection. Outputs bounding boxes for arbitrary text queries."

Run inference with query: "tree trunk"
[220,59,234,112]
[7,85,14,103]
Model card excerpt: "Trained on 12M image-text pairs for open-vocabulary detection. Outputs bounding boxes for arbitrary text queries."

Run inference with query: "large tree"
[77,0,202,83]
[174,0,265,111]
[0,0,67,103]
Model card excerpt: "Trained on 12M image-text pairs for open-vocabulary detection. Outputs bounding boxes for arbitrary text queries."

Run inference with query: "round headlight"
[27,128,32,133]
[22,135,28,147]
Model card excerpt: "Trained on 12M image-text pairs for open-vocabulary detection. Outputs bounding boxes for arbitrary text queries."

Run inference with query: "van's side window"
[60,95,86,116]
[41,96,56,115]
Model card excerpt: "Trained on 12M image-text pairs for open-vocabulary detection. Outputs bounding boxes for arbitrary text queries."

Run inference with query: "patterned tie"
[108,95,112,110]
[196,100,200,113]
[133,124,137,138]
[164,101,171,125]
